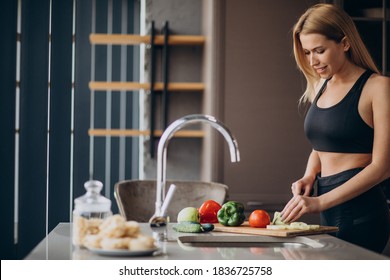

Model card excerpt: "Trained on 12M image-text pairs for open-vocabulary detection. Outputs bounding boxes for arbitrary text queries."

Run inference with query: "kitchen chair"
[114,180,229,222]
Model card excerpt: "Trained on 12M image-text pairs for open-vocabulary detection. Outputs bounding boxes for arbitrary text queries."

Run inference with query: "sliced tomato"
[198,200,222,223]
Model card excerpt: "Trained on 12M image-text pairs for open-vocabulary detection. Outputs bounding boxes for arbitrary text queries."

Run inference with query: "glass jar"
[72,180,112,247]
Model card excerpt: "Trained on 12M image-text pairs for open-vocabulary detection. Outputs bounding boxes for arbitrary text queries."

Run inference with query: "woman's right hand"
[290,176,315,197]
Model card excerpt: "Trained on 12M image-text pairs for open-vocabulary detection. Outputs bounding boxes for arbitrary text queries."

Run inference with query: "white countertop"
[25,223,389,260]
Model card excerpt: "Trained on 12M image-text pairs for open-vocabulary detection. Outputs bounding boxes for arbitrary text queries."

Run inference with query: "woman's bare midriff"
[316,151,372,177]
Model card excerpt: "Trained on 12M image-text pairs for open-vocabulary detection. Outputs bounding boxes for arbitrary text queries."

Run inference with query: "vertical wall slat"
[0,0,18,260]
[93,0,108,187]
[118,0,128,183]
[108,0,123,212]
[18,0,50,258]
[73,0,92,199]
[48,0,74,232]
[128,0,139,180]
[104,0,113,200]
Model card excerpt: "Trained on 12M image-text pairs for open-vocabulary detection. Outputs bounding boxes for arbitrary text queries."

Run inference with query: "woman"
[281,4,390,253]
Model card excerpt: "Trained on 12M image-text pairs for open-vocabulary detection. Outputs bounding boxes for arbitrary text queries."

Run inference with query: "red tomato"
[198,200,222,223]
[248,210,271,228]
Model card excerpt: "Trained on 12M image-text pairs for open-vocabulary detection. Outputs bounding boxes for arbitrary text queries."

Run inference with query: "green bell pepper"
[217,201,245,226]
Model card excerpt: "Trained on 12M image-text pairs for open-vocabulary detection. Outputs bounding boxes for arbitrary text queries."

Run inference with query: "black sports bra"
[304,70,374,153]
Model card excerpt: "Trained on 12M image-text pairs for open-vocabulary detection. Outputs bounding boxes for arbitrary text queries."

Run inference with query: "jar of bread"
[72,180,112,247]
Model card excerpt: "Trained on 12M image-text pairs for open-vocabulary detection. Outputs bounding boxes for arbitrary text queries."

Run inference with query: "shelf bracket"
[149,21,171,158]
[149,21,157,158]
[162,21,170,130]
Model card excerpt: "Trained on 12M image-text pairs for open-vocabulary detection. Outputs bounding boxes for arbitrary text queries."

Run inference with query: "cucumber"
[173,222,215,233]
[173,222,203,233]
[201,223,214,232]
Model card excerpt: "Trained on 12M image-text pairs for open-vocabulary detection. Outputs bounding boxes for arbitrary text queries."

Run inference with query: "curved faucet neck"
[154,114,240,216]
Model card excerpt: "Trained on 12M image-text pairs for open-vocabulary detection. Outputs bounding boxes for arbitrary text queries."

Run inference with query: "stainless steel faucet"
[149,114,240,227]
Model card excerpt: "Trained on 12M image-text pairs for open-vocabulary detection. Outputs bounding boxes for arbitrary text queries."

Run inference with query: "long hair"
[293,4,380,104]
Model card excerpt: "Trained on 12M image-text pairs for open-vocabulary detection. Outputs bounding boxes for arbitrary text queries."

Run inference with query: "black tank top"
[304,70,374,153]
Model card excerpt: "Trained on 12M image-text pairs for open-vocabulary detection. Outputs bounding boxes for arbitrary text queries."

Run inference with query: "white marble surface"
[25,223,389,260]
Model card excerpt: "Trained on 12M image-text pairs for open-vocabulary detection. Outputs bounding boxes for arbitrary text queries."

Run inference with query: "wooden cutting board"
[213,222,338,237]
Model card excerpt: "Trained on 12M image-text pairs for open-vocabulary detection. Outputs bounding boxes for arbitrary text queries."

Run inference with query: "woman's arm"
[290,150,321,196]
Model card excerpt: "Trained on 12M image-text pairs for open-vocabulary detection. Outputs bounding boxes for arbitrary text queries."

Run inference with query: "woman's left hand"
[280,195,321,223]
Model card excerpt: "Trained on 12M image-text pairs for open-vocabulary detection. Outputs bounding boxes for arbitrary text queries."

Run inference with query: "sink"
[177,235,324,248]
[114,180,228,222]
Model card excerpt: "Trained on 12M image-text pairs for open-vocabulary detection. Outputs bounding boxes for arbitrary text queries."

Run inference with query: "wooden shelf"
[90,34,205,45]
[89,81,204,91]
[88,129,205,138]
[88,28,206,149]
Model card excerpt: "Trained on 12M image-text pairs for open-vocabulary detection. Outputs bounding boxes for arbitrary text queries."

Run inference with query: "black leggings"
[317,168,390,253]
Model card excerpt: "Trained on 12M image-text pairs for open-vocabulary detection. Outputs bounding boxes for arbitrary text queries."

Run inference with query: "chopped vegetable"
[289,222,310,230]
[271,211,287,225]
[266,224,288,230]
[268,211,320,230]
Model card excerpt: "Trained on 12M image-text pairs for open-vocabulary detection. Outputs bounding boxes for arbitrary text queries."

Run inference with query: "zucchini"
[173,222,215,233]
[173,222,203,233]
[201,223,214,232]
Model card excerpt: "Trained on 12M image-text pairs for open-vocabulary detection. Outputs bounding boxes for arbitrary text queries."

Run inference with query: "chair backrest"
[114,180,229,222]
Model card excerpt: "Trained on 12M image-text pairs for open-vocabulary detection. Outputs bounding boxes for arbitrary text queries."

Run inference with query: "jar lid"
[74,180,112,213]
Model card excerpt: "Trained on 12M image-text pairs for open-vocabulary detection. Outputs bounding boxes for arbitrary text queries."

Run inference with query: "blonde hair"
[293,4,380,104]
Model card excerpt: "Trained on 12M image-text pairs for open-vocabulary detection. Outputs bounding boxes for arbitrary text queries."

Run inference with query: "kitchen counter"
[25,223,389,260]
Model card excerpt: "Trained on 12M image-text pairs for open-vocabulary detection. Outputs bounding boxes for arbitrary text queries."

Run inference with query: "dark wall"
[0,0,18,260]
[0,0,75,260]
[0,0,138,260]
[221,0,319,213]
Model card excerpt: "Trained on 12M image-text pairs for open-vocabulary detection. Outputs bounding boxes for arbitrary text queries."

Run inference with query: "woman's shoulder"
[366,73,390,103]
[367,72,390,92]
[369,71,390,81]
